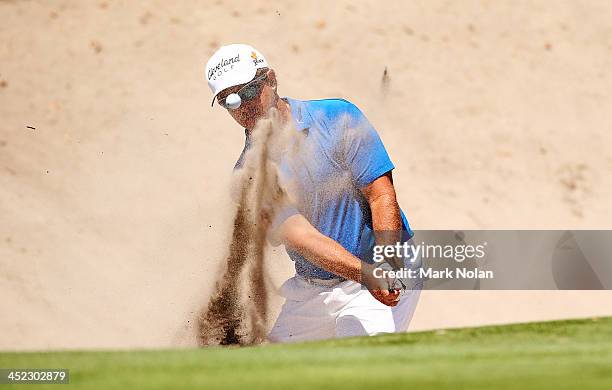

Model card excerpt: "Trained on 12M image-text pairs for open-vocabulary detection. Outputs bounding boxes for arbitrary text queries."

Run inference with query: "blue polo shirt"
[235,97,412,279]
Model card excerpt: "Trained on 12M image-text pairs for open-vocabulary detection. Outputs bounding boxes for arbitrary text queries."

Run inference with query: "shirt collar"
[283,97,312,131]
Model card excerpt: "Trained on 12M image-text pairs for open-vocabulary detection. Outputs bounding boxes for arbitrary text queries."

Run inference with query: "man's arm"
[362,171,402,231]
[362,171,405,286]
[278,214,400,307]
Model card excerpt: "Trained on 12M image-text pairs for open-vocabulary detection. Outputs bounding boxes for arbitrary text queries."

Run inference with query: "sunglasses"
[217,72,268,109]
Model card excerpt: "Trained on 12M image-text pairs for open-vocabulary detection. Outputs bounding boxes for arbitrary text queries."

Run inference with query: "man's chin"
[235,109,268,129]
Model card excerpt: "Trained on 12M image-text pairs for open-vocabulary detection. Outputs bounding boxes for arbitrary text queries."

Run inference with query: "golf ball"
[226,93,241,110]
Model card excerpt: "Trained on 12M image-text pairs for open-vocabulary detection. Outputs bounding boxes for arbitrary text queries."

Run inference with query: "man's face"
[216,70,277,130]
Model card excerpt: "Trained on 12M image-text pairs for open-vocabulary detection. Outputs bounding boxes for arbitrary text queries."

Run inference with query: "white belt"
[296,274,344,287]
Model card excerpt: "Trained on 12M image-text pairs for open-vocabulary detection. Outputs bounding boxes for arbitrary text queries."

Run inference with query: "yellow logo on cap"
[251,51,264,66]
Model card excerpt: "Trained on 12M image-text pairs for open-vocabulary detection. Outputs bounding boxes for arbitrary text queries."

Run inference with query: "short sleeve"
[342,103,395,187]
[267,201,299,247]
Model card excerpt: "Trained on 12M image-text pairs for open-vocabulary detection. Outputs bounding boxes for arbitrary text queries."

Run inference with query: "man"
[206,44,420,342]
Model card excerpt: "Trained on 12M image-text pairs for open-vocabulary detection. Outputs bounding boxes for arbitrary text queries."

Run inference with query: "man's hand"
[361,262,401,307]
[370,288,401,307]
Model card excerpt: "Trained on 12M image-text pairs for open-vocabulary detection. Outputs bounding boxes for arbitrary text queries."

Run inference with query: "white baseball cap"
[205,44,269,107]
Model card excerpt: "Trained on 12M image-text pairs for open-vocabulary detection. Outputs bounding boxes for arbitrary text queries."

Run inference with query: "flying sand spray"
[197,109,291,346]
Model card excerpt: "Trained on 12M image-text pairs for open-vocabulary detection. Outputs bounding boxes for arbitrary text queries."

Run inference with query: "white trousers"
[268,276,421,343]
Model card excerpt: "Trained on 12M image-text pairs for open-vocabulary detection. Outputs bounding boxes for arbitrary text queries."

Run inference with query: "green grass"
[2,317,612,389]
